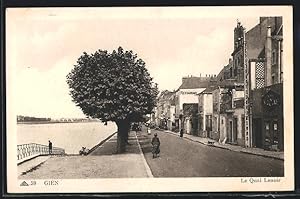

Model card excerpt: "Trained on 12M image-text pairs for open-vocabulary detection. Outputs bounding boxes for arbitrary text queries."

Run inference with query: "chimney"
[265,26,272,86]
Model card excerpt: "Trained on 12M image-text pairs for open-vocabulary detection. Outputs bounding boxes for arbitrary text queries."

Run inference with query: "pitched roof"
[178,77,216,89]
[199,86,215,94]
[158,90,175,99]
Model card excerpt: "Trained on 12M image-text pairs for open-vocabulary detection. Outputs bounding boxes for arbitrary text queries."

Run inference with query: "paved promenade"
[18,156,50,176]
[19,132,151,179]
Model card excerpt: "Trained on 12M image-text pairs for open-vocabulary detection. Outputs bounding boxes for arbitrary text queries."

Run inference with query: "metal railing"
[17,143,65,161]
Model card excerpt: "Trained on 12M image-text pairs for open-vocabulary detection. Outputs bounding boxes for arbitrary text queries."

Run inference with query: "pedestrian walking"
[180,128,184,138]
[48,140,52,155]
[151,133,160,158]
[147,126,151,135]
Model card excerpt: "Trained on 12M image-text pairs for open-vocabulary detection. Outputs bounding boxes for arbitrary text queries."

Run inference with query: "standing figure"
[180,128,184,138]
[48,140,52,155]
[151,133,160,158]
[147,126,151,135]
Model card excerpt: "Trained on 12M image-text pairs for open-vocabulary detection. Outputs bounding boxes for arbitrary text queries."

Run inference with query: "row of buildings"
[153,17,284,151]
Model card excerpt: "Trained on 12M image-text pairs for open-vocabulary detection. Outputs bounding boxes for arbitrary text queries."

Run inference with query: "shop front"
[251,83,283,151]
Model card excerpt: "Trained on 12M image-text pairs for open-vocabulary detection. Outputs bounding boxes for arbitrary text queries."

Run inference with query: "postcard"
[5,5,294,193]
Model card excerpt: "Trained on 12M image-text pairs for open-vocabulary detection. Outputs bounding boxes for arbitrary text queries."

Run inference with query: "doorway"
[233,117,238,143]
[264,121,271,150]
[229,120,233,143]
[273,121,279,145]
[253,118,262,148]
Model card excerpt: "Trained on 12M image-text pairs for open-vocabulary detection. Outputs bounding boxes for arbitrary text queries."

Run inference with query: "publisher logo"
[20,181,29,186]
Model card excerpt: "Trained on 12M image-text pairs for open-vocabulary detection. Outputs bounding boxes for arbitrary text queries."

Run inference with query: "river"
[17,122,117,154]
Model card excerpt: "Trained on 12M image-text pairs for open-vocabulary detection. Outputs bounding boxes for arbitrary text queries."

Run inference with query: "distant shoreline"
[17,121,100,125]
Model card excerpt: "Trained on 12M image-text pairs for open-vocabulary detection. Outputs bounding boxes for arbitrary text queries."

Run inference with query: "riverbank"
[17,121,117,154]
[17,120,100,125]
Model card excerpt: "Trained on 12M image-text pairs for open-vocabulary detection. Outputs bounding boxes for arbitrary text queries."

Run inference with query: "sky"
[6,6,288,118]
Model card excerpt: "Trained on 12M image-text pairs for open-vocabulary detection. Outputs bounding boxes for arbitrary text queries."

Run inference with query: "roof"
[218,80,240,87]
[178,77,216,90]
[158,90,175,100]
[157,90,176,106]
[163,91,175,99]
[207,80,244,92]
[216,67,225,81]
[199,86,215,94]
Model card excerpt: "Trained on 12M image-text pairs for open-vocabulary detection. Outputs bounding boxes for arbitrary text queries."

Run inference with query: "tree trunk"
[116,120,130,153]
[125,123,132,144]
[125,130,129,144]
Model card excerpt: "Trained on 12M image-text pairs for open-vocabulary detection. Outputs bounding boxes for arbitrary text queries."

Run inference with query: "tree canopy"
[66,46,158,124]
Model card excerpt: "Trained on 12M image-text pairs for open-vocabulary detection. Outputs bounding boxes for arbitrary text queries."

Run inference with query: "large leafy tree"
[66,47,158,153]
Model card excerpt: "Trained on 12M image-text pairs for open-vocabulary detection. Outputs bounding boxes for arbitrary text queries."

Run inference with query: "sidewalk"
[19,131,152,179]
[164,130,284,160]
[18,156,50,177]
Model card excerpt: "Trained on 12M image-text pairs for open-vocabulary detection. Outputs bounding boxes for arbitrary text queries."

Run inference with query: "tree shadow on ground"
[90,132,144,156]
[136,133,153,154]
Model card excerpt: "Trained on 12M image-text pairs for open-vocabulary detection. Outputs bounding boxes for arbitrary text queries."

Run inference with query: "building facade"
[246,17,284,151]
[198,87,214,137]
[153,17,283,151]
[155,90,176,130]
[211,17,284,150]
[174,75,216,133]
[251,84,283,151]
[210,82,245,145]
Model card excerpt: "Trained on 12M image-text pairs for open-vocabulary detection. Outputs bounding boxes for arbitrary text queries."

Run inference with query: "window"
[255,61,265,88]
[274,123,278,130]
[234,67,237,76]
[272,50,277,65]
[266,123,269,130]
[273,121,279,145]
